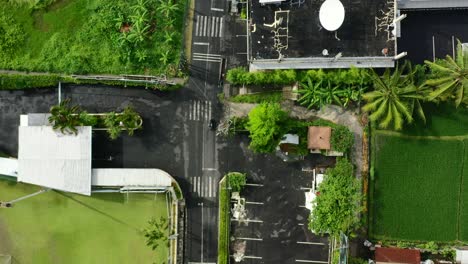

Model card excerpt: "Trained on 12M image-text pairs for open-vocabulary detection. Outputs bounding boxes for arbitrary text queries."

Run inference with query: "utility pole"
[0,189,50,208]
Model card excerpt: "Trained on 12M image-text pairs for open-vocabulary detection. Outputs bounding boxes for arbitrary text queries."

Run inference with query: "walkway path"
[226,101,364,177]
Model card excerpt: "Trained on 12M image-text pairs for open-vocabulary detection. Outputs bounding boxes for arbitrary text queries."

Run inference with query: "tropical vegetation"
[246,103,289,153]
[48,99,143,139]
[308,158,362,237]
[425,40,468,107]
[297,68,370,109]
[0,0,186,76]
[362,62,428,130]
[143,217,169,251]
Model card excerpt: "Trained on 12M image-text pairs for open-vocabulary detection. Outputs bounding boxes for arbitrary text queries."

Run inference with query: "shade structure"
[319,0,345,31]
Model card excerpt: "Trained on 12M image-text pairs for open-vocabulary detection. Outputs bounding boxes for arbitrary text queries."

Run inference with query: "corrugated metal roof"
[91,169,172,187]
[17,126,92,196]
[398,0,468,10]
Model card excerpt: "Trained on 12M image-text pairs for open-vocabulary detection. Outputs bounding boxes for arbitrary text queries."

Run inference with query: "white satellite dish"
[319,0,345,31]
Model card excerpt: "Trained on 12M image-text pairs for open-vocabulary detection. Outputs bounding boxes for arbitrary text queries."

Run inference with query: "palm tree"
[159,50,171,65]
[362,62,428,130]
[424,40,468,107]
[157,0,178,18]
[48,99,82,135]
[322,81,344,106]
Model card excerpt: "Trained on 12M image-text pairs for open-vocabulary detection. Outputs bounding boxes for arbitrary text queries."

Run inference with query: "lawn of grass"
[402,103,468,137]
[0,180,168,263]
[370,134,465,242]
[0,0,186,76]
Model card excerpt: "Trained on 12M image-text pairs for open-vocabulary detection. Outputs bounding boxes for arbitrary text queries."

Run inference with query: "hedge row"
[0,73,183,90]
[0,74,62,89]
[226,67,297,85]
[226,67,371,87]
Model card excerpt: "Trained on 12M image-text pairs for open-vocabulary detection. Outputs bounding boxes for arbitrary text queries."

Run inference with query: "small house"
[374,247,420,264]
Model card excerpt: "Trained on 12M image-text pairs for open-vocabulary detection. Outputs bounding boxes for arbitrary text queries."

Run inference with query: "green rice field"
[0,180,169,263]
[369,104,468,242]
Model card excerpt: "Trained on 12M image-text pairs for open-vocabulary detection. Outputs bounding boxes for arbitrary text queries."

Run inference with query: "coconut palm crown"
[362,62,428,130]
[424,40,468,107]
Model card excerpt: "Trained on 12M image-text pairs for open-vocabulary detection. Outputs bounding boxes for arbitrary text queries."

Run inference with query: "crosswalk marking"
[192,53,222,63]
[188,100,212,121]
[191,176,218,197]
[195,15,224,37]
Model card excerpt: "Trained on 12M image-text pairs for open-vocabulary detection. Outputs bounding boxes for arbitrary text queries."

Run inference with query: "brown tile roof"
[307,126,331,150]
[375,247,421,264]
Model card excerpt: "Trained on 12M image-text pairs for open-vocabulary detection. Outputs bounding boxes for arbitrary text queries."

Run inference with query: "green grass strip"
[217,177,230,264]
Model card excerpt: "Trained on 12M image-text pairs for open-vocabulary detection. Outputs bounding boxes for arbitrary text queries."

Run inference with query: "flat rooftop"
[249,0,397,70]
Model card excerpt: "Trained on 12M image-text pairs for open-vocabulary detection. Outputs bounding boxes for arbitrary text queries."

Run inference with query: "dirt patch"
[0,218,13,255]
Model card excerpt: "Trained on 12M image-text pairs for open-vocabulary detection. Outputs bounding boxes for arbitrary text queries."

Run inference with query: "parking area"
[398,9,468,64]
[219,136,335,264]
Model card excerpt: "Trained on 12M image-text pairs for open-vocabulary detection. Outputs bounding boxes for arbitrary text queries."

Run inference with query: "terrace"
[248,0,400,70]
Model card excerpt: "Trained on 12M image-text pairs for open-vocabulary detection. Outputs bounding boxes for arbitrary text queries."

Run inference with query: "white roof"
[18,126,92,195]
[0,158,18,177]
[91,169,172,187]
[279,134,299,145]
[319,0,345,31]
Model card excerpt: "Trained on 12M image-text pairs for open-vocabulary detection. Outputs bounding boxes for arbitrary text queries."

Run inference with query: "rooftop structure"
[248,0,401,70]
[18,124,92,196]
[375,247,420,264]
[307,126,331,150]
[12,114,173,196]
[398,0,468,10]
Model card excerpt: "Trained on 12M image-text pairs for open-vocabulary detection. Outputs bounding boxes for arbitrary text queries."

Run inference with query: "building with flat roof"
[248,0,404,70]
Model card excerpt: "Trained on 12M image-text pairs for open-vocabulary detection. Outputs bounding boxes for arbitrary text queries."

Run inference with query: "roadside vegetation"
[0,0,187,76]
[309,158,363,237]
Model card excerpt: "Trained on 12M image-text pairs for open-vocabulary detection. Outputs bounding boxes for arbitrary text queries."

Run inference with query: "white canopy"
[319,0,345,31]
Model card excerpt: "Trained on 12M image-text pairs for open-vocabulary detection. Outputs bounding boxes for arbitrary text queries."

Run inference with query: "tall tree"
[362,62,427,130]
[424,40,468,107]
[246,103,288,153]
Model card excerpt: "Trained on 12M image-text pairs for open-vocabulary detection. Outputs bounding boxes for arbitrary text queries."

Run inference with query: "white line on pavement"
[211,17,215,37]
[203,16,207,36]
[245,183,263,187]
[245,201,264,205]
[208,101,212,120]
[220,17,224,37]
[193,52,222,57]
[297,241,327,246]
[237,237,263,241]
[209,177,212,197]
[231,219,263,223]
[192,58,222,63]
[211,7,224,11]
[193,42,209,46]
[295,260,328,263]
[195,15,200,36]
